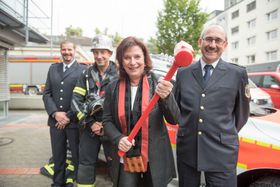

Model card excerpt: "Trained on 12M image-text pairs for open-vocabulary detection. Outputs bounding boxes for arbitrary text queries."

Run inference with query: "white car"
[249,79,273,108]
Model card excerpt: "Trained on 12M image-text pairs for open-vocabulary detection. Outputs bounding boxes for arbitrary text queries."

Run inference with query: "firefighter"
[71,35,118,187]
[43,41,86,187]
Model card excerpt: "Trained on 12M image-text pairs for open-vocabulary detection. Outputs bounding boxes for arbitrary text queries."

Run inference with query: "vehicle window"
[250,75,262,87]
[248,79,257,88]
[263,76,279,88]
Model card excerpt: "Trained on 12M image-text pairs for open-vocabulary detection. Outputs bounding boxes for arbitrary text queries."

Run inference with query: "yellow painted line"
[240,137,280,152]
[256,141,271,148]
[272,145,280,151]
[241,137,255,144]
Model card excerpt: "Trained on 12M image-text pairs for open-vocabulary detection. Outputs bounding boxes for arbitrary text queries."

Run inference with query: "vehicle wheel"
[249,175,280,187]
[27,87,38,96]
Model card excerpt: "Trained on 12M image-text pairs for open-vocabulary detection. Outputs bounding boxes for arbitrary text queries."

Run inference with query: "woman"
[103,36,180,187]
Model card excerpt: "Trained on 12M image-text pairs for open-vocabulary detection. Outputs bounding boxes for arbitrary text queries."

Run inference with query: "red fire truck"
[8,55,92,95]
[8,55,61,95]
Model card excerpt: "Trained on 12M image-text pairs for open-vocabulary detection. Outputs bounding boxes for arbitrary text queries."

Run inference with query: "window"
[266,50,278,62]
[263,76,279,88]
[267,29,278,40]
[231,41,239,49]
[250,76,262,87]
[247,1,256,12]
[231,26,239,35]
[232,10,239,19]
[266,9,278,21]
[217,16,226,24]
[247,55,255,64]
[230,0,237,6]
[247,36,256,46]
[231,58,239,64]
[247,19,256,29]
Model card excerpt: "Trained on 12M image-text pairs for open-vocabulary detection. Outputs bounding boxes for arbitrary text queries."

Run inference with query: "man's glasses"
[202,37,225,45]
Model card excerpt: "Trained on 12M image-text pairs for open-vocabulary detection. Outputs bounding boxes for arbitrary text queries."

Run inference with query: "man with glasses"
[174,24,250,187]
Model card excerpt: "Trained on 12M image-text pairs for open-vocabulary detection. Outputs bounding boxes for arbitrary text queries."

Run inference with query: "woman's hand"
[118,136,135,152]
[155,77,173,99]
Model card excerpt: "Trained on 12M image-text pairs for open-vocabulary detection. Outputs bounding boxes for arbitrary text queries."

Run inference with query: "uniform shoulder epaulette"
[229,63,245,69]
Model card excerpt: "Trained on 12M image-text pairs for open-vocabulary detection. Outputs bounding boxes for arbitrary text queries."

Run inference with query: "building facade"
[205,0,280,67]
[0,0,48,118]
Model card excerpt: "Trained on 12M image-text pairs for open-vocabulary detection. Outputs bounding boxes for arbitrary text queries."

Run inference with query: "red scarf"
[118,75,149,172]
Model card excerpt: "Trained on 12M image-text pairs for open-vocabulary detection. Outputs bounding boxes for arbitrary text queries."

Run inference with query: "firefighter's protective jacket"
[71,61,118,127]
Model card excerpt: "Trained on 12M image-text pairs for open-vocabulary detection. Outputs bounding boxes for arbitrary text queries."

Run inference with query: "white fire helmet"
[90,35,113,52]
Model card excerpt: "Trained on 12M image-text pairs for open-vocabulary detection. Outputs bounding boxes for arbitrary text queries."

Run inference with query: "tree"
[147,37,159,54]
[95,28,101,35]
[65,25,83,37]
[111,32,123,47]
[93,27,123,47]
[156,0,208,55]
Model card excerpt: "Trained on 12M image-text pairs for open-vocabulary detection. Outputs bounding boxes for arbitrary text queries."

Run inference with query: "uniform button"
[60,105,63,108]
[199,118,203,123]
[200,106,204,110]
[60,89,63,92]
[198,131,202,135]
[60,97,63,100]
[61,81,64,85]
[202,93,206,97]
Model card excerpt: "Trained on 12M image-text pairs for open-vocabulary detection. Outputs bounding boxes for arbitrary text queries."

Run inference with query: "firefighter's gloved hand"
[90,121,104,136]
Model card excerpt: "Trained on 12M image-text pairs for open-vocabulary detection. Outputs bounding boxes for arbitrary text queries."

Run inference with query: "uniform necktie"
[203,64,213,85]
[64,66,69,72]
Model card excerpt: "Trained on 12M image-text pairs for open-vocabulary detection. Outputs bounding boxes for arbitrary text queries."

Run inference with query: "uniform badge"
[245,84,251,99]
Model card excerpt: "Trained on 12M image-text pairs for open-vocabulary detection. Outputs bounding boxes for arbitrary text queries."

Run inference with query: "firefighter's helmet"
[91,35,113,52]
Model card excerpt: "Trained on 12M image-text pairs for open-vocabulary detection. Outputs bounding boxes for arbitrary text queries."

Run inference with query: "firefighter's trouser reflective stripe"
[67,163,75,171]
[77,183,96,187]
[66,178,74,184]
[43,163,54,175]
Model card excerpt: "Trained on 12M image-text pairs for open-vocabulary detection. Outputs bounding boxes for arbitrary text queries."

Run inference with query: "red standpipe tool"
[118,41,194,157]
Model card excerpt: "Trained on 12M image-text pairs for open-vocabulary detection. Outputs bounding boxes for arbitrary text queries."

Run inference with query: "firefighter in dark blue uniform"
[43,41,85,187]
[71,35,118,187]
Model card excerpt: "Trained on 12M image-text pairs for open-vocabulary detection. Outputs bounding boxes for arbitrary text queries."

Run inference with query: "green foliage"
[147,37,159,54]
[65,25,83,37]
[95,28,101,35]
[156,0,208,55]
[111,32,123,47]
[94,27,123,47]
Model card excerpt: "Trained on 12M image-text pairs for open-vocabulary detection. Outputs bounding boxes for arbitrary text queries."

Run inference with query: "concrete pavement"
[0,110,112,187]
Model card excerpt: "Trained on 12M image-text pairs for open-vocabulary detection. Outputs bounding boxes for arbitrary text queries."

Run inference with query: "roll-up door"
[0,49,9,101]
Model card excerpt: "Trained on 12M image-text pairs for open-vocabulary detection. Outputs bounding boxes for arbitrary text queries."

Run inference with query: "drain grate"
[0,137,14,146]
